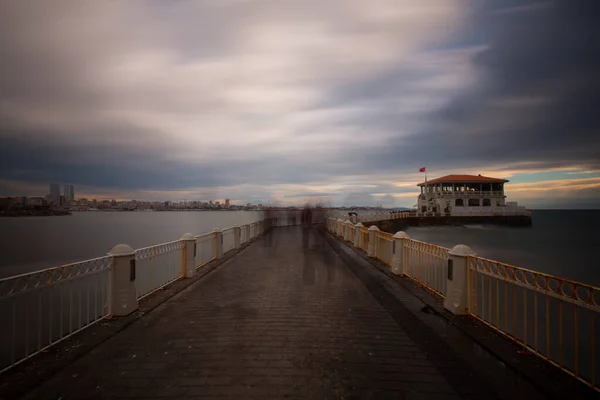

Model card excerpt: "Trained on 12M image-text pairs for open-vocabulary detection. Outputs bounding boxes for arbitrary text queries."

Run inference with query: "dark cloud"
[323,1,600,174]
[1,1,598,206]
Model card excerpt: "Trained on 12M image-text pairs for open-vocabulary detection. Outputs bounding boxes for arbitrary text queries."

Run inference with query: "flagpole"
[423,166,427,216]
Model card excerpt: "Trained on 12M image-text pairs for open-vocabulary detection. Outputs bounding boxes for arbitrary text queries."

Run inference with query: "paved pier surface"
[19,227,542,399]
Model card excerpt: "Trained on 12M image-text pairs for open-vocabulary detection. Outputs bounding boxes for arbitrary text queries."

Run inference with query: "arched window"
[482,198,491,206]
[455,198,464,207]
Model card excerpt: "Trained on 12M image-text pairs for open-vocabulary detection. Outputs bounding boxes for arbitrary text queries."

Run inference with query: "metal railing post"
[444,244,476,315]
[392,231,409,276]
[180,233,196,278]
[367,225,379,258]
[354,223,363,247]
[107,244,138,317]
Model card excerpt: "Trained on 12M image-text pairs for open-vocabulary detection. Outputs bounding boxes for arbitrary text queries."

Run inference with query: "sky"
[1,0,599,209]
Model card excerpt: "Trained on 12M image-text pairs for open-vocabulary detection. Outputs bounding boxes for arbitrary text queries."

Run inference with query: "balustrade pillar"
[180,233,196,278]
[444,245,476,315]
[354,223,363,247]
[391,231,409,275]
[107,244,138,317]
[367,225,379,258]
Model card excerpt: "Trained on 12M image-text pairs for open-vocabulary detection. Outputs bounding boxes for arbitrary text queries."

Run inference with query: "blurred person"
[301,203,313,250]
[264,207,275,247]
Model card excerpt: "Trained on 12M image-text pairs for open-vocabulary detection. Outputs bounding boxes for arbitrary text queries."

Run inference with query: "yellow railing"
[375,231,394,265]
[359,227,369,251]
[326,216,599,391]
[347,225,356,242]
[468,256,599,390]
[403,239,450,298]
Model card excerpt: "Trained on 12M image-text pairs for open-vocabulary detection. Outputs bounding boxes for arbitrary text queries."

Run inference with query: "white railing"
[195,233,215,267]
[0,257,111,372]
[403,239,449,297]
[446,206,531,217]
[359,211,410,224]
[222,228,235,254]
[0,218,274,373]
[135,240,183,299]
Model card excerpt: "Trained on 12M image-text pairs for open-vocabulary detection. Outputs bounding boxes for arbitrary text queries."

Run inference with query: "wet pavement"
[19,227,544,399]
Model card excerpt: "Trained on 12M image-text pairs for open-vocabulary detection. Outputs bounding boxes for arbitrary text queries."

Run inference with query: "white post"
[444,244,476,315]
[214,229,224,259]
[180,233,196,278]
[233,226,241,249]
[392,231,409,275]
[107,244,138,317]
[354,222,363,247]
[367,225,379,258]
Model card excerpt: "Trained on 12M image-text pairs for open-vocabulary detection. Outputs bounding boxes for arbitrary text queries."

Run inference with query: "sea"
[0,210,598,286]
[403,209,599,287]
[0,210,263,278]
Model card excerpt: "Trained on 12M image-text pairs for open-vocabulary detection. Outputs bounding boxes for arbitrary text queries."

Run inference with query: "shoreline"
[0,209,72,217]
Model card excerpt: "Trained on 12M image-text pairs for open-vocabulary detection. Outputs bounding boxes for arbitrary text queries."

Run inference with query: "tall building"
[49,183,60,204]
[63,184,75,205]
[225,198,230,208]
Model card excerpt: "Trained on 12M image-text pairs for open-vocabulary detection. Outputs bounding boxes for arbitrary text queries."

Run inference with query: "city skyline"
[1,2,599,209]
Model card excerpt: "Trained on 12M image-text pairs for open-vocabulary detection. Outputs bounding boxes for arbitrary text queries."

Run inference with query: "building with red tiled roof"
[415,174,528,216]
[417,174,508,186]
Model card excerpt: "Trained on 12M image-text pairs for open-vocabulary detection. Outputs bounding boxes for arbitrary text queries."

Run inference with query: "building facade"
[49,183,61,204]
[63,185,75,205]
[416,174,528,216]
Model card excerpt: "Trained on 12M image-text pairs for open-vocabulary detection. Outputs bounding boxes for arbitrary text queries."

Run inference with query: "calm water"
[404,210,599,286]
[1,210,598,286]
[0,211,264,278]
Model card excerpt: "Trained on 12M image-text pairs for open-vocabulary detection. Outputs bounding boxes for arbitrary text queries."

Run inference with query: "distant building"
[50,183,60,204]
[28,197,45,206]
[416,174,528,216]
[225,198,230,208]
[63,185,75,205]
[0,197,14,209]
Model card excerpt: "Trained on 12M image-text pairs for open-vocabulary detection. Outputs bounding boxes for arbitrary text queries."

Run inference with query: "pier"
[0,214,597,399]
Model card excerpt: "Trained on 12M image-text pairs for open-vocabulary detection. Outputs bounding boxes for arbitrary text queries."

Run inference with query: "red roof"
[417,174,508,186]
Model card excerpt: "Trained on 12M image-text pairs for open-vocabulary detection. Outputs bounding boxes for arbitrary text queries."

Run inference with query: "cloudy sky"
[1,0,599,208]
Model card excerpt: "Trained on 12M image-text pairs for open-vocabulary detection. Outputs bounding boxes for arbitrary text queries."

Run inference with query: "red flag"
[419,167,426,172]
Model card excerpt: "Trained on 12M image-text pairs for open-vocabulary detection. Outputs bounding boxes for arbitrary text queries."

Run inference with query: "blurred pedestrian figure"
[265,207,275,247]
[301,204,312,250]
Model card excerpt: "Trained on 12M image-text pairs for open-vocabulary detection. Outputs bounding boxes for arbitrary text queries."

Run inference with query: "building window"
[421,206,427,212]
[482,199,491,206]
[455,198,464,207]
[468,198,480,206]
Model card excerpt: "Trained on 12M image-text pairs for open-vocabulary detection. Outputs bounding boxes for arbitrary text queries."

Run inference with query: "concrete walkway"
[21,227,523,399]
